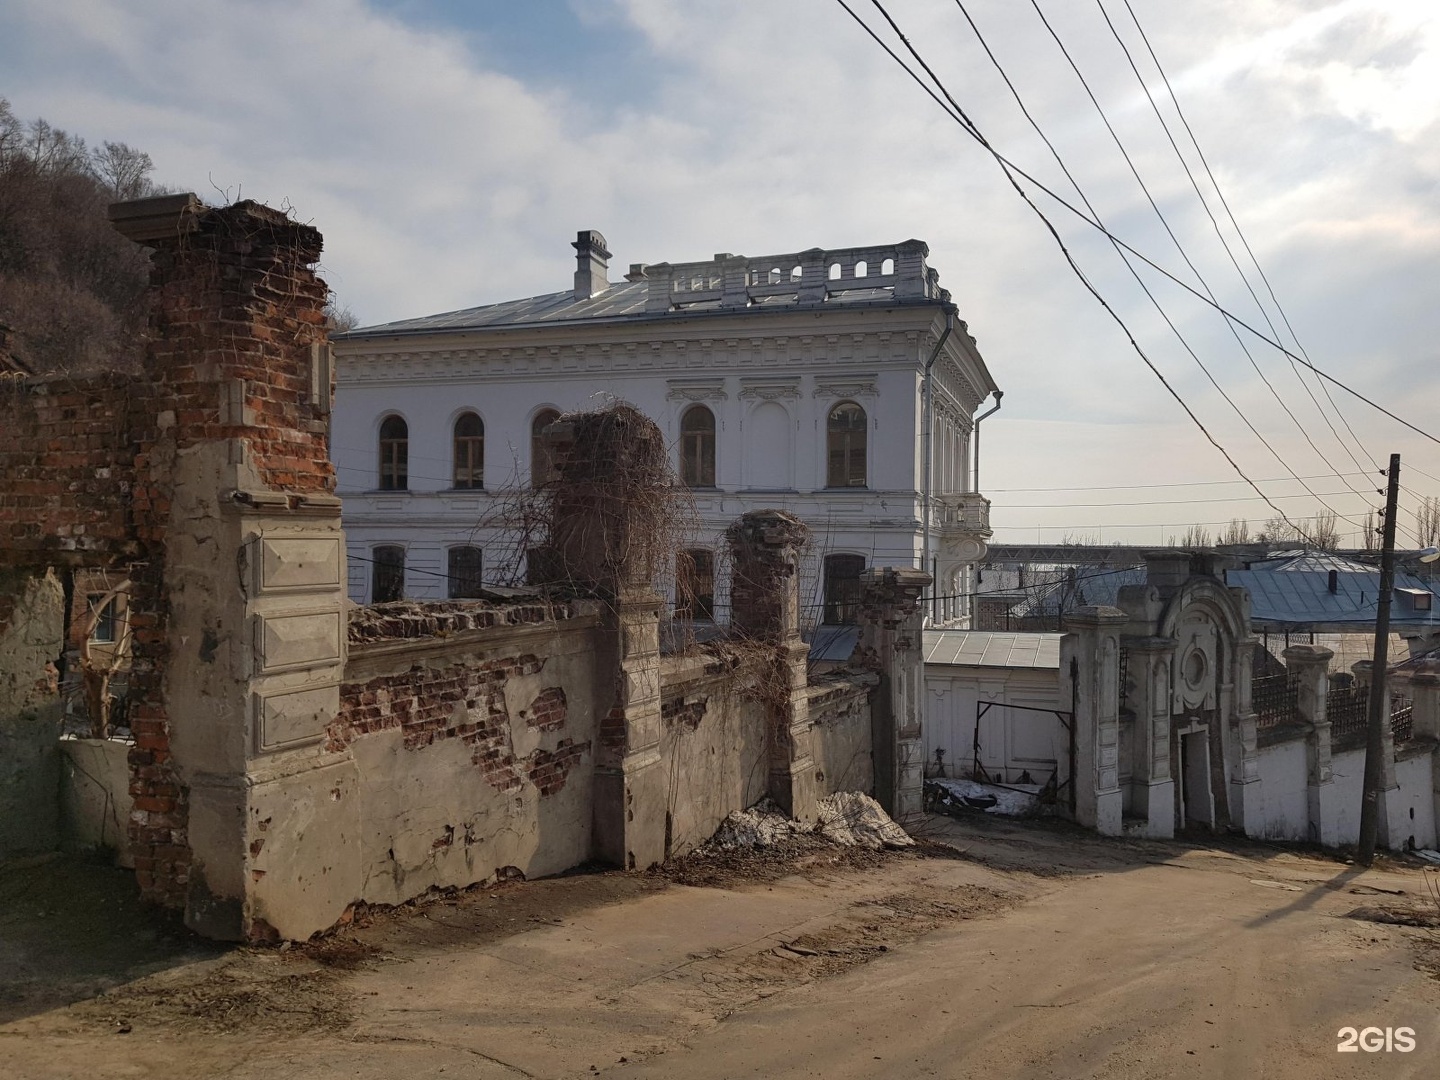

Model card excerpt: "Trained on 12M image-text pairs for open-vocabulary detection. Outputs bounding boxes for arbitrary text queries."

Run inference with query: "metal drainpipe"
[922,309,955,624]
[971,389,1004,494]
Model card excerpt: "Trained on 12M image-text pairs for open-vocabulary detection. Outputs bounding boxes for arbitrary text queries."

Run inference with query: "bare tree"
[1309,511,1340,551]
[1256,514,1298,544]
[325,295,359,332]
[0,101,158,373]
[1175,524,1212,548]
[1220,518,1251,545]
[1417,496,1440,547]
[1362,510,1377,551]
[90,141,154,200]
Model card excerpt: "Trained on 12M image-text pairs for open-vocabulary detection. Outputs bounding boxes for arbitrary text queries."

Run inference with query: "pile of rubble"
[700,792,914,854]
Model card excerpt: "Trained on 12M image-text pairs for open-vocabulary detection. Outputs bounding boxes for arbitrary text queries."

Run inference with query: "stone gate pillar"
[727,510,816,820]
[112,194,352,940]
[539,407,670,871]
[1061,606,1128,835]
[856,567,931,822]
[1284,644,1339,845]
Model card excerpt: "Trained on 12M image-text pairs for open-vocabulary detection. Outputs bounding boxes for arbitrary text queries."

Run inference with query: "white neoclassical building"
[331,232,1001,628]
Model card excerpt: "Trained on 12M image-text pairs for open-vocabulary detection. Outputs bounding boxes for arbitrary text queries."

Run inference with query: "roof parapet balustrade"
[643,240,945,313]
[937,492,991,537]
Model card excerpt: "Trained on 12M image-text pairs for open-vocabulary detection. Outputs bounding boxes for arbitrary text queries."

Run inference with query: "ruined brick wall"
[324,598,605,904]
[0,373,140,564]
[0,196,337,909]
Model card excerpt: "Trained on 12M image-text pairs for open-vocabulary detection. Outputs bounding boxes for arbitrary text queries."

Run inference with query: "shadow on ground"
[0,852,225,1024]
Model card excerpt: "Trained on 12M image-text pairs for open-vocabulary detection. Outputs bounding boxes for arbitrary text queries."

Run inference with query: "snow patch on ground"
[927,778,1040,817]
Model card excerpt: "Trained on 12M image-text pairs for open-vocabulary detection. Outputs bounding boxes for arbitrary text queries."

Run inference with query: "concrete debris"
[815,791,915,850]
[699,793,914,854]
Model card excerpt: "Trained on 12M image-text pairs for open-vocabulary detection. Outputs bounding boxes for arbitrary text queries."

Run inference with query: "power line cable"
[851,0,1317,541]
[1020,0,1371,532]
[833,0,1440,451]
[1115,0,1382,478]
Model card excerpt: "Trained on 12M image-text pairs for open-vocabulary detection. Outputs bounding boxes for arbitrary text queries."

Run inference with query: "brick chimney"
[572,229,611,300]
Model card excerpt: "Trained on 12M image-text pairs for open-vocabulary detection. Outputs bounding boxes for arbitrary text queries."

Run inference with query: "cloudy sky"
[5,0,1439,547]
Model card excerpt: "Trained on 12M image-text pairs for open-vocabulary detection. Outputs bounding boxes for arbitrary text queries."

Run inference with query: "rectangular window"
[88,595,116,643]
[372,545,405,603]
[677,549,715,620]
[447,547,484,598]
[823,554,866,625]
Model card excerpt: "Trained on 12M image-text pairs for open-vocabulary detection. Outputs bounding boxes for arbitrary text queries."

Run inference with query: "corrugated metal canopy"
[923,630,1063,669]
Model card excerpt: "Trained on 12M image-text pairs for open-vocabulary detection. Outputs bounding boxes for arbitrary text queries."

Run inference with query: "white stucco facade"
[332,235,1000,626]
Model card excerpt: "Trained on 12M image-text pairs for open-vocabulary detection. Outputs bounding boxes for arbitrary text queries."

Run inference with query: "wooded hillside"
[0,98,158,375]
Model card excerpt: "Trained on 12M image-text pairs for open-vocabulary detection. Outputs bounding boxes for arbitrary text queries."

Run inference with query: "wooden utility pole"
[1357,453,1400,866]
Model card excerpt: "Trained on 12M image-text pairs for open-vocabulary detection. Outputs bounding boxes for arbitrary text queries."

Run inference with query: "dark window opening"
[453,412,484,489]
[823,553,866,625]
[679,405,717,488]
[88,595,116,643]
[676,549,715,620]
[531,409,561,487]
[526,545,562,586]
[447,546,484,598]
[372,545,405,602]
[826,402,867,488]
[379,415,408,490]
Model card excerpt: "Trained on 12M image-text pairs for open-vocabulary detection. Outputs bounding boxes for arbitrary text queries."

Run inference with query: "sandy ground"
[2,814,1438,1079]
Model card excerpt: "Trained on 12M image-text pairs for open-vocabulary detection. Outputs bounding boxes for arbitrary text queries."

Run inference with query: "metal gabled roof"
[339,282,925,340]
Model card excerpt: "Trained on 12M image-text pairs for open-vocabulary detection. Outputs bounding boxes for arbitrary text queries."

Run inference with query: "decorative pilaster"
[1062,606,1129,836]
[1123,636,1176,838]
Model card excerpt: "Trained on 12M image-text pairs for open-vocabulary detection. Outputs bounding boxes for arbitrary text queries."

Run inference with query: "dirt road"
[3,814,1437,1079]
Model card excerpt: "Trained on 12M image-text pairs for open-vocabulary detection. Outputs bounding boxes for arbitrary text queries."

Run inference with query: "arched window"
[447,546,484,598]
[826,402,867,488]
[378,415,408,491]
[372,545,405,603]
[676,549,715,620]
[854,260,868,278]
[823,554,866,625]
[531,409,561,487]
[679,405,716,488]
[452,412,484,489]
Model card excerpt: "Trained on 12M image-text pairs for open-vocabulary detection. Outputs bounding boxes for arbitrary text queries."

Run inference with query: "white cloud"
[3,0,1439,542]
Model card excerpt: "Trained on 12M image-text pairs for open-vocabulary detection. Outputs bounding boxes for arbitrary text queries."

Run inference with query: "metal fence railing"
[1253,673,1298,728]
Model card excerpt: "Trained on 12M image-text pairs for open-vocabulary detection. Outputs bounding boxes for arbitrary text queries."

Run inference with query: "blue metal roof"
[1226,566,1440,630]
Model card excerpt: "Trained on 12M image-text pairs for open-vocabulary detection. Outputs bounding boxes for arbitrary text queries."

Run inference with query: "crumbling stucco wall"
[807,676,875,796]
[657,652,771,857]
[0,569,66,857]
[656,653,877,857]
[285,599,606,919]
